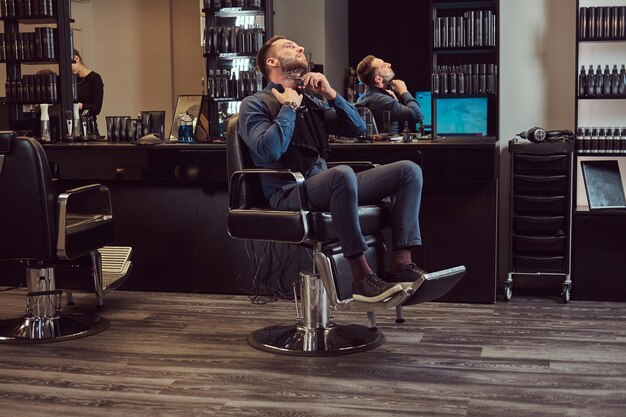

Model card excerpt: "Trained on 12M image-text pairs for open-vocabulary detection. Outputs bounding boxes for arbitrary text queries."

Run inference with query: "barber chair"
[0,131,132,343]
[226,117,465,356]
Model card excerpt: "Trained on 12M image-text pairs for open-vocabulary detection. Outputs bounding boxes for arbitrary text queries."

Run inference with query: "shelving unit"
[201,0,272,139]
[572,0,626,301]
[429,0,499,138]
[0,0,75,139]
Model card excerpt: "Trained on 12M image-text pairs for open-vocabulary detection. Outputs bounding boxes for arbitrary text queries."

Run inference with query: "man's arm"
[301,72,366,137]
[238,95,297,165]
[322,94,367,137]
[390,79,423,125]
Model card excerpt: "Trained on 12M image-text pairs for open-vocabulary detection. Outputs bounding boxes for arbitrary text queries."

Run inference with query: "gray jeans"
[269,160,423,258]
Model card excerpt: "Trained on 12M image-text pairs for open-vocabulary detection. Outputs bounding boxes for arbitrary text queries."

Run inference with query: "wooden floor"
[0,289,624,417]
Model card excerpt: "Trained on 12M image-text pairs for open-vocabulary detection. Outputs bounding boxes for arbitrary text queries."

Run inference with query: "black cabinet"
[506,139,574,302]
[0,0,75,139]
[201,0,273,139]
[429,0,499,138]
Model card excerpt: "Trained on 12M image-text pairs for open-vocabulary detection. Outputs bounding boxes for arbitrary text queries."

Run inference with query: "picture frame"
[581,160,626,210]
[169,95,204,141]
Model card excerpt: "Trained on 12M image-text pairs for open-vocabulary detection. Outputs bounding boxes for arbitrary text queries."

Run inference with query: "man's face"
[269,38,309,77]
[373,58,394,83]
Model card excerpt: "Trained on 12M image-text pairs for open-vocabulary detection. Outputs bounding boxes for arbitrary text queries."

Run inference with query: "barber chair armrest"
[327,161,378,173]
[229,168,309,211]
[57,184,115,259]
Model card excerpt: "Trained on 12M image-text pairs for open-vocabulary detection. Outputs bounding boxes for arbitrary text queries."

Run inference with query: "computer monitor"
[435,97,488,136]
[415,91,432,131]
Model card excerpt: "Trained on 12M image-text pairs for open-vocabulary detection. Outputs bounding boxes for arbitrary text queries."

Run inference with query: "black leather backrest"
[0,133,57,260]
[226,115,269,209]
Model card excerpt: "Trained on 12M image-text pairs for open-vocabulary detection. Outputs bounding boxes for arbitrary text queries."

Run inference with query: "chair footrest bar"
[98,246,132,293]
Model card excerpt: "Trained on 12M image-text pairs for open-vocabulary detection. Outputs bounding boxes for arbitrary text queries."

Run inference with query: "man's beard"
[382,70,395,83]
[280,56,309,78]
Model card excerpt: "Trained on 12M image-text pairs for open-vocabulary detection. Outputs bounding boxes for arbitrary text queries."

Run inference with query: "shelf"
[575,206,626,216]
[576,152,626,156]
[434,93,497,98]
[0,16,75,24]
[203,53,256,60]
[0,59,60,64]
[433,1,496,10]
[433,46,497,54]
[208,97,243,102]
[202,6,264,16]
[577,96,626,100]
[5,100,58,105]
[578,37,626,43]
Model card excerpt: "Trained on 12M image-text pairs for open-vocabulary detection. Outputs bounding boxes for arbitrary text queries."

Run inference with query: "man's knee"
[397,160,422,183]
[330,164,358,185]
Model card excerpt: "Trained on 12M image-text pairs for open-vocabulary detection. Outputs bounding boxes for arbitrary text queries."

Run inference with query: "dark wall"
[348,0,431,92]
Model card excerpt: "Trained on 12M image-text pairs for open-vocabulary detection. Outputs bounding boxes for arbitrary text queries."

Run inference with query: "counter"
[1,137,500,302]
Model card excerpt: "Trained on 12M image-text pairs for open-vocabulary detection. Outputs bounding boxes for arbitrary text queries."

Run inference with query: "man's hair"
[356,55,379,86]
[256,35,286,79]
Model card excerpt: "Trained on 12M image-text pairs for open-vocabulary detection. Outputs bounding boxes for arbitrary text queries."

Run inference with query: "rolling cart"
[506,139,574,303]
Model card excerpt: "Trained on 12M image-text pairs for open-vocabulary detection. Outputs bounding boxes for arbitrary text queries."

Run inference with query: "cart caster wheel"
[561,283,571,304]
[503,282,513,301]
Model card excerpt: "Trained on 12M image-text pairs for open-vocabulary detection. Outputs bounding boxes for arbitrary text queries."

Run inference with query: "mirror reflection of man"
[355,55,423,134]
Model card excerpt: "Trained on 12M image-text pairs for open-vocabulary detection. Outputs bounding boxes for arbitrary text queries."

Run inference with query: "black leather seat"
[227,116,466,356]
[0,131,130,343]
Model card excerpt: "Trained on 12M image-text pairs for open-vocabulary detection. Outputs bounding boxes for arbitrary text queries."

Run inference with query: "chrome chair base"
[0,313,109,344]
[248,323,384,356]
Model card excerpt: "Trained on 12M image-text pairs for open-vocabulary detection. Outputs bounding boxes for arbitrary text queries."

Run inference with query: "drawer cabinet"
[506,139,574,302]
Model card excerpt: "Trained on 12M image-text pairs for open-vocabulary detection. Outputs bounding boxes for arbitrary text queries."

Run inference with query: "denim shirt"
[238,82,366,199]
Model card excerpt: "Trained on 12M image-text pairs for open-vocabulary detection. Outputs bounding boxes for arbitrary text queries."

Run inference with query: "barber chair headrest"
[0,131,17,155]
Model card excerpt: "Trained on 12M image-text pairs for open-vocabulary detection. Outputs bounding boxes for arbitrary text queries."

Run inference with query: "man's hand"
[302,72,337,100]
[390,79,409,95]
[271,87,303,107]
[386,89,398,100]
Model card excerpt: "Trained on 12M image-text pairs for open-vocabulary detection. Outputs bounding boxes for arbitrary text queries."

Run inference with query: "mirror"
[169,95,203,141]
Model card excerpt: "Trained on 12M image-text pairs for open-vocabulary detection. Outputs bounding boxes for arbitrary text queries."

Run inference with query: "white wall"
[273,0,348,92]
[498,0,576,284]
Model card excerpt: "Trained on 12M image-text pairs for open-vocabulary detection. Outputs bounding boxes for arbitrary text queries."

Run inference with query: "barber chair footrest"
[99,246,133,293]
[0,313,109,344]
[402,265,466,306]
[248,323,384,356]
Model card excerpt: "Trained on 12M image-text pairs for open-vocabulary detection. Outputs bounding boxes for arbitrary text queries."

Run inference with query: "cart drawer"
[514,154,568,175]
[514,195,566,215]
[513,234,565,255]
[513,255,565,273]
[514,174,567,195]
[513,215,566,235]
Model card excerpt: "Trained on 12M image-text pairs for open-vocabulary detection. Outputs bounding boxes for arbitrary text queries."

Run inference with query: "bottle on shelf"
[611,65,619,96]
[595,65,603,96]
[619,65,626,96]
[586,66,595,97]
[579,66,587,97]
[603,65,611,96]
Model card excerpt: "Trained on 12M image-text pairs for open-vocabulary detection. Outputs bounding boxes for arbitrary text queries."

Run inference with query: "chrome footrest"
[402,265,466,306]
[98,246,132,293]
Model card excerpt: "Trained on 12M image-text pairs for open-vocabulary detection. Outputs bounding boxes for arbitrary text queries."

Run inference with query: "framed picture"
[169,95,204,141]
[581,160,626,210]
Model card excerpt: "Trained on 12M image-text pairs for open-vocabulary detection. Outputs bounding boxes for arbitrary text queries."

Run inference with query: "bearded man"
[238,36,426,302]
[355,55,423,135]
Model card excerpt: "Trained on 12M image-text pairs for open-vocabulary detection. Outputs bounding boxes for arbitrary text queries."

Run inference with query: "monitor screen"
[415,91,432,131]
[435,97,488,136]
